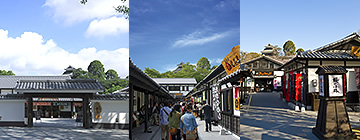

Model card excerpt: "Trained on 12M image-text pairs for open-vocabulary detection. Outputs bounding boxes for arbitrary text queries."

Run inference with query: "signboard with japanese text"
[222,45,240,75]
[319,75,324,96]
[329,75,344,97]
[234,87,240,111]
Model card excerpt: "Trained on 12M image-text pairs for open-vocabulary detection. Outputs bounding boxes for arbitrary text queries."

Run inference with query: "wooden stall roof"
[129,59,173,99]
[315,66,348,74]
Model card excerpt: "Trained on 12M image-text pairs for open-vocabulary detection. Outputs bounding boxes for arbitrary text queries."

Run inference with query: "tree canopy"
[72,60,128,94]
[283,40,296,56]
[145,57,215,82]
[296,48,305,53]
[0,70,15,75]
[105,69,119,80]
[88,60,105,80]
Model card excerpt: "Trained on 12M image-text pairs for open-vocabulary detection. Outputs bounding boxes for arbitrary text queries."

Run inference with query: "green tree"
[196,57,211,71]
[144,67,161,78]
[88,60,105,80]
[296,48,305,53]
[0,70,15,75]
[160,71,174,78]
[283,40,296,56]
[71,68,90,79]
[105,69,119,80]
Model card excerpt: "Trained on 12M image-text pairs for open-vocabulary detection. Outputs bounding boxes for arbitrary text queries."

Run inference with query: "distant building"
[62,65,75,76]
[152,78,197,99]
[173,62,185,73]
[243,44,293,92]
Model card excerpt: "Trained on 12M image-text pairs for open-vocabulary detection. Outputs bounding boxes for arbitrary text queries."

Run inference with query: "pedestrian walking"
[168,104,182,140]
[159,101,172,140]
[201,103,212,132]
[180,104,198,140]
[151,102,160,126]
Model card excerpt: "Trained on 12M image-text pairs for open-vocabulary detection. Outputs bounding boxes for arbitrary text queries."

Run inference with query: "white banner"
[329,75,343,97]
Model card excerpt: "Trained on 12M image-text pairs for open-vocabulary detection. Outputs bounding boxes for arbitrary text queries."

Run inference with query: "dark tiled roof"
[313,32,359,52]
[15,79,104,91]
[92,93,129,100]
[218,64,251,83]
[0,76,71,89]
[297,51,359,59]
[315,66,347,74]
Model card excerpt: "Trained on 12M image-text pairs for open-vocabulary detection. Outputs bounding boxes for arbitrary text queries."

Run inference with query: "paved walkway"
[0,118,129,140]
[240,92,360,140]
[134,118,239,140]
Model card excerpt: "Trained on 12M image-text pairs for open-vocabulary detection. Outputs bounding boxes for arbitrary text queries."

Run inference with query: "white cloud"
[44,0,128,25]
[172,30,230,48]
[85,16,129,38]
[0,29,129,78]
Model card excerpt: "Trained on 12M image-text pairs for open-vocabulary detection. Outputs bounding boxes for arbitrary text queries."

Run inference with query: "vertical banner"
[295,73,302,101]
[319,75,324,96]
[234,87,240,111]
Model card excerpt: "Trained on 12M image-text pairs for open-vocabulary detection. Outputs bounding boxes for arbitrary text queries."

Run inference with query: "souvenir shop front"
[279,33,360,110]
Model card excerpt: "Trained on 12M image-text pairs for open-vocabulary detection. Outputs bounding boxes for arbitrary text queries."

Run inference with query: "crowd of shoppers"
[148,100,212,140]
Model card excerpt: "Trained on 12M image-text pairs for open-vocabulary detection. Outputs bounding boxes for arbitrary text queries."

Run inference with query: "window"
[253,62,257,68]
[169,86,180,91]
[270,63,274,69]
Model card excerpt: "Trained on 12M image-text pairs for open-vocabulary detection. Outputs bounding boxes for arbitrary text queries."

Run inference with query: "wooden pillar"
[83,96,90,129]
[129,83,133,140]
[144,91,149,133]
[71,101,74,118]
[27,96,33,127]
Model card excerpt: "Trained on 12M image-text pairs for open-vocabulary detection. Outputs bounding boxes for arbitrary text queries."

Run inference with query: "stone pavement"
[0,118,129,140]
[136,117,239,140]
[240,92,360,140]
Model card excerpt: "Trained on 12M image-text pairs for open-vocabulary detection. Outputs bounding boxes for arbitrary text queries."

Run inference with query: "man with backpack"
[159,100,172,140]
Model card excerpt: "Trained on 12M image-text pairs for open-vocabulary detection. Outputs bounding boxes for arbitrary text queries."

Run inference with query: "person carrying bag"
[168,104,182,140]
[180,104,198,140]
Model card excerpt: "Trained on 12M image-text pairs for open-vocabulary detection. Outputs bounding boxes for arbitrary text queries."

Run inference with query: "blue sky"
[241,1,360,53]
[0,0,129,77]
[130,0,240,72]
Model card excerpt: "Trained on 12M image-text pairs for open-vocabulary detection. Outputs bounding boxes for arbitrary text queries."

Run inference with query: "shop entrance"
[254,78,273,92]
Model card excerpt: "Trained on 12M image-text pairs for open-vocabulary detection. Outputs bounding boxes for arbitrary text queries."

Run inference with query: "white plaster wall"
[308,68,319,93]
[274,71,284,88]
[347,68,357,92]
[0,100,25,122]
[91,100,129,124]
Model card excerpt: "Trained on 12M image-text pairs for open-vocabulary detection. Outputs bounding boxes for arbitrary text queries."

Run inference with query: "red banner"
[234,87,240,99]
[296,73,302,101]
[34,102,51,106]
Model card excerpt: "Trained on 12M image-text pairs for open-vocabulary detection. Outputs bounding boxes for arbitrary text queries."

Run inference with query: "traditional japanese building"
[279,32,360,110]
[186,45,248,137]
[152,78,196,100]
[242,44,293,92]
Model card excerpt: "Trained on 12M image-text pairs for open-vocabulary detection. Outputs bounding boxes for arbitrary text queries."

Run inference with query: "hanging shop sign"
[234,87,240,111]
[33,102,51,106]
[319,75,324,96]
[350,46,360,57]
[222,45,240,75]
[329,75,343,97]
[52,102,70,106]
[94,102,102,119]
[255,71,273,76]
